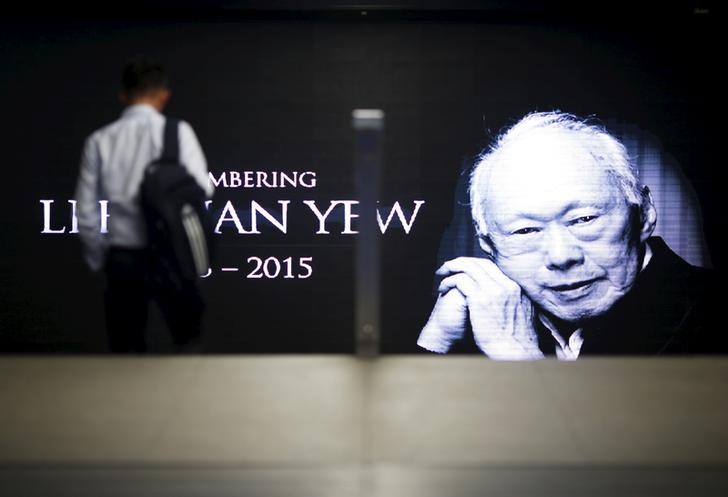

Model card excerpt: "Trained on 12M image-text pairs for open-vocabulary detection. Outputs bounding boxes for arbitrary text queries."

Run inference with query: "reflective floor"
[1,356,727,496]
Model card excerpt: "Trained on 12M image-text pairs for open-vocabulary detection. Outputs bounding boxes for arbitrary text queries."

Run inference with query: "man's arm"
[418,257,545,360]
[73,135,106,272]
[418,289,469,353]
[179,121,214,198]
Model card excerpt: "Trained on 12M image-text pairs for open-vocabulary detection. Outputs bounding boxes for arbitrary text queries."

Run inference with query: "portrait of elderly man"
[418,111,723,360]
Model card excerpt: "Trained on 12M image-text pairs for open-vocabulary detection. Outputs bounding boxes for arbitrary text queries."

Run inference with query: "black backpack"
[140,118,214,290]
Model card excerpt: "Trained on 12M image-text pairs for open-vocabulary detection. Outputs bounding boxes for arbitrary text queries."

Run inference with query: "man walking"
[74,59,213,352]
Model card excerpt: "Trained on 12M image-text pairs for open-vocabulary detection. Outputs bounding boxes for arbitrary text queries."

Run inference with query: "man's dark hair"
[122,59,169,98]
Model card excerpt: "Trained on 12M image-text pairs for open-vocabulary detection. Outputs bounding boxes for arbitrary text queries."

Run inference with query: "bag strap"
[159,118,180,163]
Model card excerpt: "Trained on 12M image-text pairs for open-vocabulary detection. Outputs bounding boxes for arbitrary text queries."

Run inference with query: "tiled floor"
[0,356,727,496]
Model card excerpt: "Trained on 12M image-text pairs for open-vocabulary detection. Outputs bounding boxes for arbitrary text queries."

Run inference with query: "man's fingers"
[437,256,519,291]
[438,272,482,299]
[437,257,482,276]
[437,257,494,285]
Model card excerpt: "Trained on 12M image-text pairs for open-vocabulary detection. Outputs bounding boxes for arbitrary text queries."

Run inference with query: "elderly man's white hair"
[469,111,644,244]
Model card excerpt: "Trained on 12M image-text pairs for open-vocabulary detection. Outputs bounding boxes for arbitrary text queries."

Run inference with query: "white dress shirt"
[540,320,584,361]
[74,104,213,271]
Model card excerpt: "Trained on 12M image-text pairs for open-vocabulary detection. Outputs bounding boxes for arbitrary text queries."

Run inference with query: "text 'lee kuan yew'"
[40,200,426,235]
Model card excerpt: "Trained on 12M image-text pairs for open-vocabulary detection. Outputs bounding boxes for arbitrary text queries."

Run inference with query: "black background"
[0,2,721,353]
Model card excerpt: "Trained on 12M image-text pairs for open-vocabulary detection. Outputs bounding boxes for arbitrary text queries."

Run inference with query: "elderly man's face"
[482,134,648,323]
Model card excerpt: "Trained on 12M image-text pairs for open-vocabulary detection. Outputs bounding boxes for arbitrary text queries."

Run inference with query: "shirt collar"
[121,103,160,118]
[641,239,654,271]
[537,312,584,359]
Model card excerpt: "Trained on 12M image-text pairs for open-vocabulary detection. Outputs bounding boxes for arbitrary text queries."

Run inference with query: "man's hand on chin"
[418,257,545,360]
